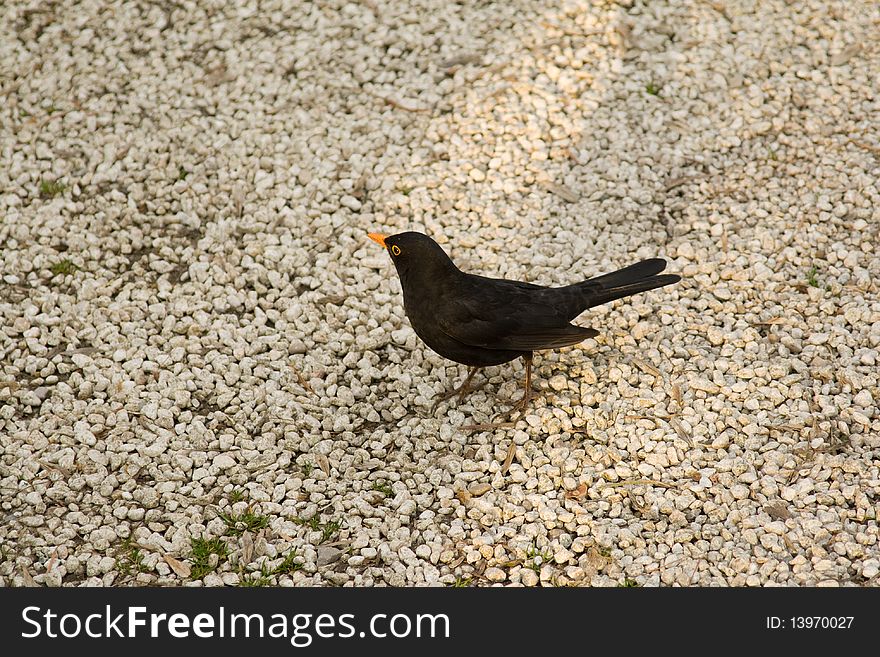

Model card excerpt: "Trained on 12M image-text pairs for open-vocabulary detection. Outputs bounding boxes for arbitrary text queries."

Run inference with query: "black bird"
[368,231,680,417]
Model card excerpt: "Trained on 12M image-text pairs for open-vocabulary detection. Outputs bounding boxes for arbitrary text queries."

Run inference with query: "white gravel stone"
[853,389,873,409]
[212,454,237,470]
[520,569,539,587]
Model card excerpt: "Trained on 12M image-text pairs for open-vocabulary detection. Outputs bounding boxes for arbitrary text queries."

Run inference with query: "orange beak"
[368,232,389,248]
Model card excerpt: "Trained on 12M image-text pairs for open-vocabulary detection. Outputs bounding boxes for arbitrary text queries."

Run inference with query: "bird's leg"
[521,355,533,408]
[430,366,482,414]
[493,353,535,421]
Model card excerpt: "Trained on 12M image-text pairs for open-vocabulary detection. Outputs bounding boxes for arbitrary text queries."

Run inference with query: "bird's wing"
[483,324,599,351]
[437,276,597,351]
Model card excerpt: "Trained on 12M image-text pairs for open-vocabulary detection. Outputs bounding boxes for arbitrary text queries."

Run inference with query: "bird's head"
[368,231,458,284]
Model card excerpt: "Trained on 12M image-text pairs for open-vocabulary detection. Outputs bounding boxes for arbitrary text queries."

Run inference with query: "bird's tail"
[580,258,680,308]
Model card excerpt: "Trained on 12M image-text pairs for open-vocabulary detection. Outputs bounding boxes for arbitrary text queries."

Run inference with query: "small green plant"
[238,563,272,587]
[291,515,341,544]
[806,265,819,288]
[301,463,314,477]
[219,510,269,536]
[291,514,321,531]
[228,488,245,503]
[372,481,393,496]
[645,82,661,96]
[273,549,303,575]
[177,166,189,181]
[46,104,60,115]
[238,573,270,586]
[450,576,472,588]
[320,519,341,544]
[620,577,640,587]
[50,259,78,277]
[525,542,553,573]
[116,539,149,576]
[189,537,228,579]
[39,180,66,198]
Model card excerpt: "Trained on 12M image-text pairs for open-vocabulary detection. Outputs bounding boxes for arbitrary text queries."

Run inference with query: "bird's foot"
[492,388,537,423]
[430,367,483,415]
[486,353,536,424]
[462,393,534,430]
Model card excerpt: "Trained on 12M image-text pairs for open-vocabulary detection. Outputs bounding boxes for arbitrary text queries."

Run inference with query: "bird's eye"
[391,245,401,256]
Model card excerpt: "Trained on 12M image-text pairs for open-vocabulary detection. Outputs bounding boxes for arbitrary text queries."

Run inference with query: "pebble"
[317,547,343,567]
[853,389,873,408]
[212,454,237,470]
[520,569,539,587]
[548,375,568,392]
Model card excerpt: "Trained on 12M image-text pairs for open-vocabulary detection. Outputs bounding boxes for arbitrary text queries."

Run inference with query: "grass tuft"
[189,537,228,580]
[525,542,553,573]
[116,539,149,577]
[238,564,272,587]
[219,510,269,536]
[39,180,66,198]
[319,519,341,543]
[290,515,342,544]
[50,259,78,277]
[272,549,303,575]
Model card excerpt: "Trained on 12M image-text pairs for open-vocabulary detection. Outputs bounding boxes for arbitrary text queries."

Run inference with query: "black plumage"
[369,231,680,416]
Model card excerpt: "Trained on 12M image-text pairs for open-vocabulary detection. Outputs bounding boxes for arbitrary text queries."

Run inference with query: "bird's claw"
[429,369,484,415]
[429,381,486,415]
[492,390,537,423]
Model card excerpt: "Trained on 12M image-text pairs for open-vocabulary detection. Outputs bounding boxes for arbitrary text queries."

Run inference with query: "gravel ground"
[1,0,878,587]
